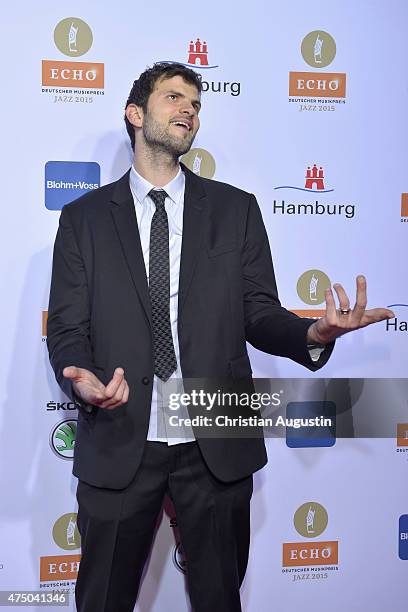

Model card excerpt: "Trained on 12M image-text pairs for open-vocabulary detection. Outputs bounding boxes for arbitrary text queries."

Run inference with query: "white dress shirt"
[129,164,195,445]
[129,165,324,444]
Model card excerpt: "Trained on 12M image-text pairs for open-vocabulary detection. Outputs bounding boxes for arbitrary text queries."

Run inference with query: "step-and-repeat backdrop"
[1,1,407,610]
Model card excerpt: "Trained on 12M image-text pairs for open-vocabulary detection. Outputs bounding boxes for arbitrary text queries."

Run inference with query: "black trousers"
[75,441,253,611]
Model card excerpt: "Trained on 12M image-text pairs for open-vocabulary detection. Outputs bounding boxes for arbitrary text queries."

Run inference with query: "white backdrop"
[1,1,407,610]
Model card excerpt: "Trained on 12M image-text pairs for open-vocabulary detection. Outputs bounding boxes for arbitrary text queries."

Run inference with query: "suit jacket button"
[142,377,150,385]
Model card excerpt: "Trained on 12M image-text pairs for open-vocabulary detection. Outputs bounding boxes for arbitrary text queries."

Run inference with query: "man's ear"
[125,103,144,128]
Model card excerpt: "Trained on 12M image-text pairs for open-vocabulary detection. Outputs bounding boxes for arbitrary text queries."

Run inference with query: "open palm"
[307,275,395,345]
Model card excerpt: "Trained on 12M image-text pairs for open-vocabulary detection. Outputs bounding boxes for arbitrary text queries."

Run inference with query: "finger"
[63,366,100,385]
[100,378,126,408]
[360,308,397,326]
[324,287,337,321]
[87,389,108,404]
[107,381,130,410]
[333,283,350,311]
[100,378,127,408]
[63,366,82,380]
[122,381,130,403]
[104,367,125,399]
[352,275,367,319]
[100,379,129,410]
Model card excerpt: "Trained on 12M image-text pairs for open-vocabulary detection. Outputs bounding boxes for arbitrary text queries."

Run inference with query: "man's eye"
[169,94,177,100]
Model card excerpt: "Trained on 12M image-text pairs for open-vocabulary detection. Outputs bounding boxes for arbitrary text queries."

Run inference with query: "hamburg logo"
[275,164,334,193]
[160,38,218,69]
[159,38,240,97]
[272,164,355,218]
[187,38,218,68]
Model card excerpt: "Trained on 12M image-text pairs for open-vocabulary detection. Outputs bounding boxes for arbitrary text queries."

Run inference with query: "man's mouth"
[170,120,192,132]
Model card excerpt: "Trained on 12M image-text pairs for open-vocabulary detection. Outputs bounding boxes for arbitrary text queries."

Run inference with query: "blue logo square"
[399,515,408,560]
[45,161,100,210]
[286,401,336,448]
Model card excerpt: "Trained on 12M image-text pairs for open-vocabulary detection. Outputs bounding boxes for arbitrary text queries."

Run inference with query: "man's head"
[124,63,202,158]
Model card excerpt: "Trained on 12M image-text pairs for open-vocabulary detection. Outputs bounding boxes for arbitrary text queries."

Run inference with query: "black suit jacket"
[47,163,333,489]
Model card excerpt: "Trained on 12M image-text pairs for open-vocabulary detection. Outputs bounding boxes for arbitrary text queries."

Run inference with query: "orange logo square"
[42,61,104,89]
[290,309,326,319]
[40,554,81,581]
[42,311,48,337]
[397,424,408,447]
[401,194,408,217]
[283,541,338,566]
[289,72,346,98]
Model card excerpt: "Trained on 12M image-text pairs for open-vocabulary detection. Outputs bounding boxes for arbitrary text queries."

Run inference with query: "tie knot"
[149,189,168,211]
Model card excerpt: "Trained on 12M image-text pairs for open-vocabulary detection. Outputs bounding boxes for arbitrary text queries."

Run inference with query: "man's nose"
[180,102,196,116]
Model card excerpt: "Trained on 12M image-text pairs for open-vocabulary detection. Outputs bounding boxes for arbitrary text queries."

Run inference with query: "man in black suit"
[47,63,393,611]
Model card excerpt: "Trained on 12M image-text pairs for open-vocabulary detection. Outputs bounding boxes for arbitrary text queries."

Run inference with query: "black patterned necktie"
[148,189,177,381]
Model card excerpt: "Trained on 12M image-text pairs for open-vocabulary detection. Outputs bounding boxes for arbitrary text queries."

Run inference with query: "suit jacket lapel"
[178,162,207,316]
[110,170,152,327]
[108,164,207,328]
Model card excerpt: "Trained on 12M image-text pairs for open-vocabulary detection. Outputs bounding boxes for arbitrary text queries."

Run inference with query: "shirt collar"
[129,164,184,205]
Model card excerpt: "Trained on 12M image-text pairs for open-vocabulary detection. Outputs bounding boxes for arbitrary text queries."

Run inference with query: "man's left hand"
[306,275,395,345]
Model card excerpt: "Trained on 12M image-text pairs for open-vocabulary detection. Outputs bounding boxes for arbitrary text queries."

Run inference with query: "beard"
[142,110,196,158]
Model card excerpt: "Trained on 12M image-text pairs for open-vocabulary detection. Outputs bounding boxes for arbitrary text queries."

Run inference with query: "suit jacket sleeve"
[242,194,334,371]
[47,204,106,406]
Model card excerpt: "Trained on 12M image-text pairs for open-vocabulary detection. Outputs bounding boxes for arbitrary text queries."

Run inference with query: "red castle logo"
[159,38,218,70]
[188,38,208,66]
[305,164,325,190]
[274,164,333,193]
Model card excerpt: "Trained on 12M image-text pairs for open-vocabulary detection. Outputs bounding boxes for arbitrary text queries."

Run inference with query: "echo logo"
[42,60,104,88]
[45,161,100,210]
[401,194,408,222]
[42,311,48,337]
[397,424,408,447]
[289,72,346,98]
[40,554,81,581]
[282,502,339,569]
[290,309,326,318]
[289,31,347,104]
[283,541,338,566]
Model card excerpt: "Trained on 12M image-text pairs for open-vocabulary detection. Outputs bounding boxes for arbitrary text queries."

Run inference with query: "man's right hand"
[63,366,129,409]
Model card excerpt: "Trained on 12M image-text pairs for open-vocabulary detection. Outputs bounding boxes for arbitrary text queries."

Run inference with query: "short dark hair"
[124,62,203,150]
